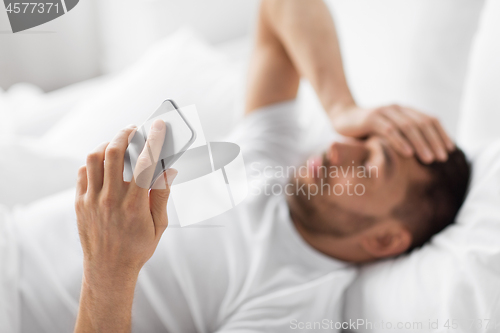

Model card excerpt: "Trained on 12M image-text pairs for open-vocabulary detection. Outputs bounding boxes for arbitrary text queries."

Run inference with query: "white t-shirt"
[8,100,357,333]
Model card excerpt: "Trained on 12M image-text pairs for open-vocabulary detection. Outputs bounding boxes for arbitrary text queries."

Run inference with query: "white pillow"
[457,0,500,154]
[1,79,107,141]
[344,140,500,332]
[325,0,485,138]
[37,29,244,162]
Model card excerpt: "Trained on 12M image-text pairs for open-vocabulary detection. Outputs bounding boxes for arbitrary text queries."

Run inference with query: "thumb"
[150,168,178,238]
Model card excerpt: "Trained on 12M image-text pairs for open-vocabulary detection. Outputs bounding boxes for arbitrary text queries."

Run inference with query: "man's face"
[287,136,430,237]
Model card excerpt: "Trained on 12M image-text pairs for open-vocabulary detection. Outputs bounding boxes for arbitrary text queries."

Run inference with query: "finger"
[401,108,448,161]
[86,142,109,196]
[150,169,177,240]
[420,123,448,162]
[103,125,137,190]
[433,118,455,152]
[400,108,443,163]
[76,165,88,198]
[371,115,413,158]
[378,107,414,157]
[131,119,166,192]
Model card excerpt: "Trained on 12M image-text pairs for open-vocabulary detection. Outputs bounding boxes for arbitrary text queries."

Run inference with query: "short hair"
[393,148,471,251]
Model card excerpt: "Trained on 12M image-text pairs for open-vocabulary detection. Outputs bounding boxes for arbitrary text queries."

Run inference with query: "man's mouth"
[307,153,329,180]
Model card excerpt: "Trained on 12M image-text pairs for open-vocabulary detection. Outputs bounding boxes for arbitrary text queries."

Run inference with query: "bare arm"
[245,0,353,115]
[244,0,300,113]
[75,276,137,333]
[246,0,454,163]
[263,0,354,113]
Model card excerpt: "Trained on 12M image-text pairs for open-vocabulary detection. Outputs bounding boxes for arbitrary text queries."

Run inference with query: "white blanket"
[0,206,19,333]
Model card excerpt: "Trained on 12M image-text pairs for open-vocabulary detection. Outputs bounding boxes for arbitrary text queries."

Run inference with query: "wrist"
[82,264,139,295]
[80,272,138,315]
[327,102,358,120]
[77,270,137,332]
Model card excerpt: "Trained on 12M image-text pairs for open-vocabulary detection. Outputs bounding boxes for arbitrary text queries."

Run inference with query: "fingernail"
[127,124,137,129]
[151,119,165,132]
[165,168,178,186]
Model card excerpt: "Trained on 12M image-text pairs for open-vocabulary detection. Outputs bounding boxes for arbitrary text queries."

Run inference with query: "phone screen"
[123,100,196,188]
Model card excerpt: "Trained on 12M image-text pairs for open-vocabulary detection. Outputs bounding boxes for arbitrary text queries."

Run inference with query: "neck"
[289,209,369,263]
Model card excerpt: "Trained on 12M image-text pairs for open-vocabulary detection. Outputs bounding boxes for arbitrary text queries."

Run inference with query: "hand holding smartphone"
[123,100,196,188]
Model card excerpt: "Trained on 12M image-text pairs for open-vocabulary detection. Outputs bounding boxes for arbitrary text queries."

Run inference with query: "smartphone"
[123,100,196,188]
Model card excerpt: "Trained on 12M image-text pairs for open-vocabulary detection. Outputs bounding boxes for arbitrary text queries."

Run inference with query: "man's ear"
[359,220,412,259]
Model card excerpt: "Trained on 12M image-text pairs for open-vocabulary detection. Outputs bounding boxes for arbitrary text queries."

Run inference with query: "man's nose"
[327,141,367,166]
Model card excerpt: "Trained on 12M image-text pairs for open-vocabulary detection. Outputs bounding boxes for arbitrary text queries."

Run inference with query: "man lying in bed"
[70,1,470,331]
[3,0,469,332]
